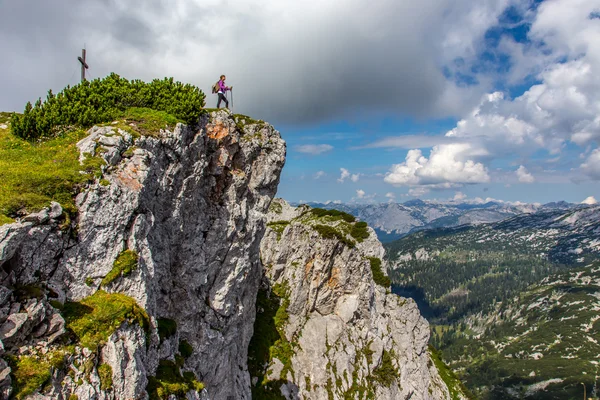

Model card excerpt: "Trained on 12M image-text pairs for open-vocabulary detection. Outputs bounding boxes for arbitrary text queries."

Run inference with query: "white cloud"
[338,168,351,183]
[314,171,326,179]
[295,144,333,155]
[581,196,597,205]
[356,189,366,199]
[408,187,430,197]
[453,191,467,201]
[384,144,490,187]
[580,148,600,180]
[516,165,535,183]
[338,168,360,183]
[385,192,396,200]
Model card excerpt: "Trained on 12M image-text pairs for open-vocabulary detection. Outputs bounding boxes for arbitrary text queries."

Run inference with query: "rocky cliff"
[253,199,458,399]
[0,109,285,400]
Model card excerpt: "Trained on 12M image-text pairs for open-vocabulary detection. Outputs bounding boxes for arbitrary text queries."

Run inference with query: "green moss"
[69,395,79,400]
[99,179,110,187]
[98,363,113,390]
[179,340,193,358]
[372,350,397,387]
[101,249,138,287]
[85,277,94,287]
[0,127,102,224]
[62,290,150,350]
[123,146,137,157]
[368,257,391,288]
[350,221,370,242]
[7,349,69,399]
[147,360,204,399]
[313,224,356,248]
[157,318,177,341]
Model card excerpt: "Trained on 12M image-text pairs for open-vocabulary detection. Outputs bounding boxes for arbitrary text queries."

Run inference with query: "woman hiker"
[216,75,232,109]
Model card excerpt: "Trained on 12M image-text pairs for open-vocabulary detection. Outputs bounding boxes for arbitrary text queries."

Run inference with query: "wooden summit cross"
[78,49,89,82]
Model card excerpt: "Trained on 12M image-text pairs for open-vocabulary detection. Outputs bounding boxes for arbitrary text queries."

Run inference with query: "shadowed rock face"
[0,110,285,400]
[255,199,455,400]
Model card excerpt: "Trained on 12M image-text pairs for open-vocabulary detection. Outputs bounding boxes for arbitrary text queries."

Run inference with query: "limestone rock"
[257,200,455,399]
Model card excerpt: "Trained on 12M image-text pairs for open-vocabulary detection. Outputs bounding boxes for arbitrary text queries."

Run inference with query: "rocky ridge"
[253,199,462,399]
[0,109,285,399]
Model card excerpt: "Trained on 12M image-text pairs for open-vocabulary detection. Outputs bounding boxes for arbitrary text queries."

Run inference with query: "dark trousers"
[217,93,229,108]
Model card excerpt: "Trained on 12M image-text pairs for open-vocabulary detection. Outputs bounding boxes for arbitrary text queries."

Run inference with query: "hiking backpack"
[212,81,220,94]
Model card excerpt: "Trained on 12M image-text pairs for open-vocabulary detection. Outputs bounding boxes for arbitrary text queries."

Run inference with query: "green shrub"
[62,290,150,350]
[98,363,113,390]
[147,360,204,399]
[101,249,139,286]
[11,73,206,140]
[69,395,79,400]
[310,208,355,223]
[158,318,177,341]
[179,340,194,358]
[313,224,356,248]
[368,257,391,288]
[350,221,370,242]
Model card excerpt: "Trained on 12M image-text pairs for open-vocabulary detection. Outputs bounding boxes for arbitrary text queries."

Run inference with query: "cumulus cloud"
[580,149,600,180]
[385,192,396,201]
[338,168,360,183]
[581,196,597,205]
[295,144,333,155]
[384,144,490,187]
[453,192,467,201]
[408,187,430,197]
[0,0,519,124]
[516,165,535,183]
[356,189,366,199]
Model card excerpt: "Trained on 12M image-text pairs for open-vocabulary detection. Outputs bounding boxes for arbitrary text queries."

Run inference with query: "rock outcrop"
[254,199,455,399]
[0,110,285,399]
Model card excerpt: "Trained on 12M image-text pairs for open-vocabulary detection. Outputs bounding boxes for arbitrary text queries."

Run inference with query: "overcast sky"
[1,0,599,204]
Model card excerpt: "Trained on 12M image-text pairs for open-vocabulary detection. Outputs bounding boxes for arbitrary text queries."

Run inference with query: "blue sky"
[1,0,599,205]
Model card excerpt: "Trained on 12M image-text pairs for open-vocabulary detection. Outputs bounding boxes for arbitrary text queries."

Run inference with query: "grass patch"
[147,360,204,399]
[372,350,397,387]
[98,363,113,390]
[268,201,283,214]
[101,249,139,287]
[62,290,150,350]
[248,283,294,399]
[0,126,103,224]
[267,220,289,240]
[368,257,391,288]
[157,318,177,341]
[7,349,69,399]
[313,224,356,248]
[117,107,181,137]
[429,345,473,400]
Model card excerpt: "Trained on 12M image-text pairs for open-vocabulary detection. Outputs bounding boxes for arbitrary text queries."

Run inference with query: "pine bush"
[11,73,206,140]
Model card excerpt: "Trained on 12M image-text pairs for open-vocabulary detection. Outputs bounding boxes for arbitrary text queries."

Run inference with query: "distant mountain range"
[293,200,580,242]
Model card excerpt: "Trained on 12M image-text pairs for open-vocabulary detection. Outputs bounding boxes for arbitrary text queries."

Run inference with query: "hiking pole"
[230,88,234,111]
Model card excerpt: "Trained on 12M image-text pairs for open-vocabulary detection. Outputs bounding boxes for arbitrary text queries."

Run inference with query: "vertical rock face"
[0,110,285,399]
[255,199,453,399]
